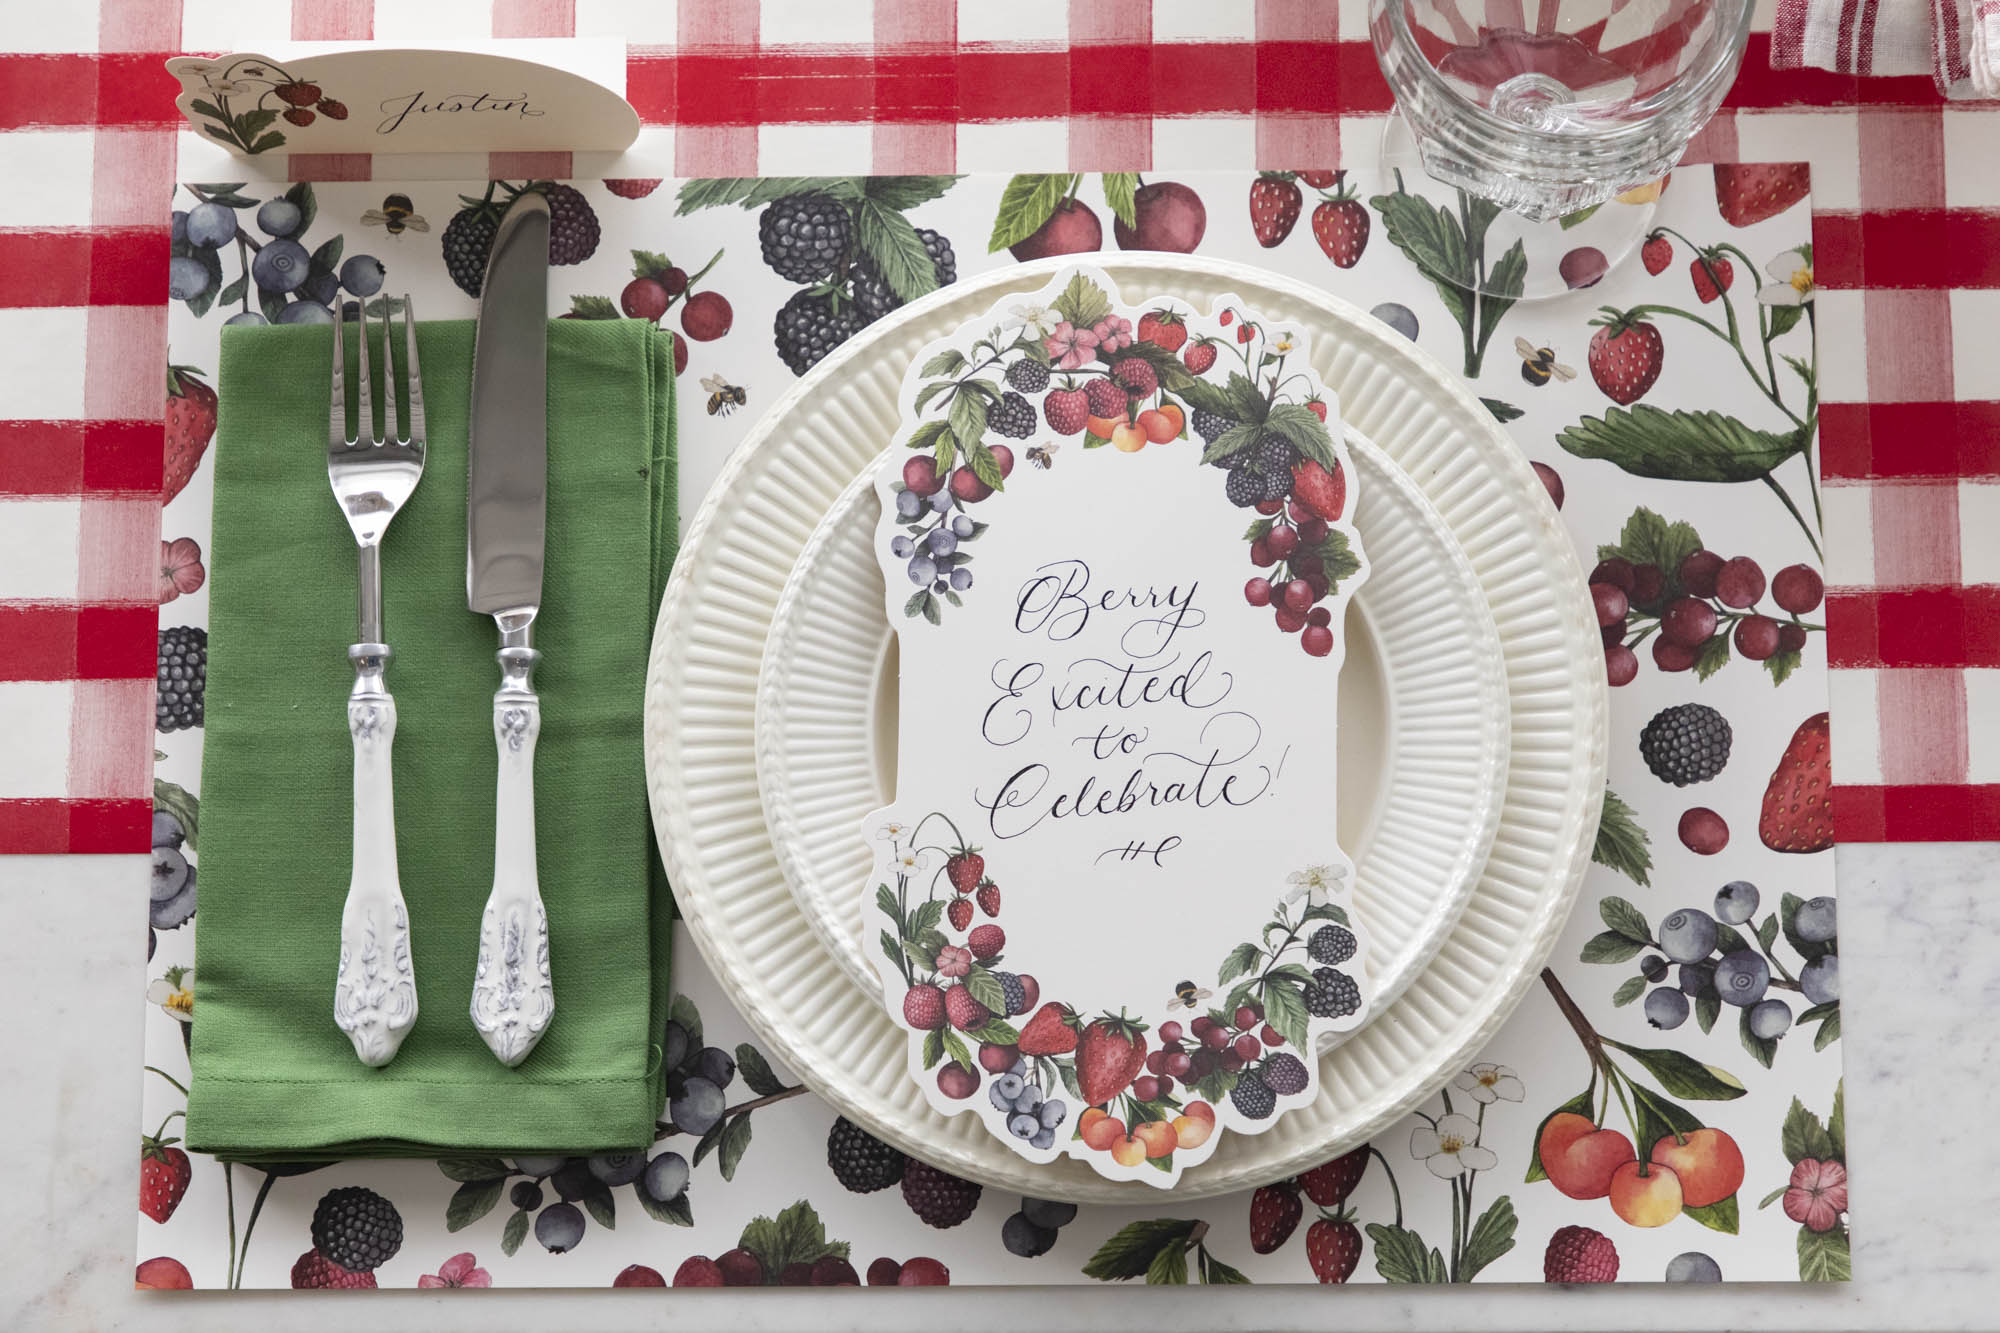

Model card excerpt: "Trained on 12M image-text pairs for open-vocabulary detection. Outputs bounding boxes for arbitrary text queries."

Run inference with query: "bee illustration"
[701,374,747,417]
[360,193,429,236]
[1026,443,1059,470]
[1166,980,1214,1011]
[1515,337,1576,388]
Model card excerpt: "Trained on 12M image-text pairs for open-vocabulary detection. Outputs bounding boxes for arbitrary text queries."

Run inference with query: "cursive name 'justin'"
[377,91,545,136]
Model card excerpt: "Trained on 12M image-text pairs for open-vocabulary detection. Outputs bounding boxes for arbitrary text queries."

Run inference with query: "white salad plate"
[756,430,1507,1036]
[646,255,1608,1201]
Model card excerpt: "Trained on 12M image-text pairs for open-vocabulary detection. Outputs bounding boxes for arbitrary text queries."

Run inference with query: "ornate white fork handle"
[467,631,554,1066]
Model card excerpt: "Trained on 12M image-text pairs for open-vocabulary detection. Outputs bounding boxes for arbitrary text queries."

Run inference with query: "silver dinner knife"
[466,191,555,1066]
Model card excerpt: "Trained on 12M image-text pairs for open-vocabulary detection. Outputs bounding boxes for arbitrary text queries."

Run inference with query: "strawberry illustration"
[1182,338,1219,375]
[1712,162,1810,228]
[1758,711,1832,853]
[1015,1002,1078,1057]
[1298,1145,1369,1206]
[1640,233,1673,275]
[947,898,973,932]
[1299,169,1338,189]
[1585,310,1664,405]
[1073,1012,1148,1106]
[164,366,218,505]
[1311,193,1370,269]
[1305,1212,1362,1283]
[975,880,1000,916]
[274,80,322,106]
[1237,323,1254,345]
[1289,458,1346,522]
[1248,174,1303,247]
[1249,1183,1302,1253]
[139,1117,191,1223]
[1137,308,1187,353]
[944,985,991,1032]
[1689,250,1734,304]
[1304,397,1328,423]
[945,852,983,895]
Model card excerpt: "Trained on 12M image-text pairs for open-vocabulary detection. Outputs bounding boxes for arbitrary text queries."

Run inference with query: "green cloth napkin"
[186,318,677,1160]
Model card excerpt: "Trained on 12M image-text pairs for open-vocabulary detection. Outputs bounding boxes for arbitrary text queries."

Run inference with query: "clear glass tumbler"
[1371,0,1754,298]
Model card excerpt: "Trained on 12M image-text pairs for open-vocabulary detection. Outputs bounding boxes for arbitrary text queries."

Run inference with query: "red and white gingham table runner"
[2,0,1996,852]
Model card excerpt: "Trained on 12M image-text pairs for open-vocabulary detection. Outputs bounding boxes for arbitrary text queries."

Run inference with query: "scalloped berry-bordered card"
[863,268,1374,1187]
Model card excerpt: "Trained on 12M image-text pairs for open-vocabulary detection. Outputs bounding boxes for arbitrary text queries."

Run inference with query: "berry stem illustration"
[654,1083,808,1140]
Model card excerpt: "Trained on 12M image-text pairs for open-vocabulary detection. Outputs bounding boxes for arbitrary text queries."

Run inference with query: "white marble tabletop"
[5,842,1993,1331]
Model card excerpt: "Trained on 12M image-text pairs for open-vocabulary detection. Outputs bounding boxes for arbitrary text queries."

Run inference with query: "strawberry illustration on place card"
[862,268,1374,1187]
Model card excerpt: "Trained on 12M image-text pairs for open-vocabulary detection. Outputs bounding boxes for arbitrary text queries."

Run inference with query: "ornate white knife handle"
[470,641,554,1066]
[333,644,419,1067]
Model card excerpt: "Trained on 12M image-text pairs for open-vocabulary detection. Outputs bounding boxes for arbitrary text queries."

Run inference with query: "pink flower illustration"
[1044,321,1099,370]
[159,538,206,604]
[935,945,972,979]
[1091,315,1133,354]
[417,1252,491,1288]
[1782,1158,1847,1232]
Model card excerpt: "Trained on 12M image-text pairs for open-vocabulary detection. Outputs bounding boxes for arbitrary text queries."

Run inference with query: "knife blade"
[466,190,556,1068]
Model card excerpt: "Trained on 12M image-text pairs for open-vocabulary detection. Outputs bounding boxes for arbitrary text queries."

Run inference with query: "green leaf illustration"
[863,175,962,211]
[1199,422,1261,467]
[1146,1241,1189,1285]
[920,348,967,379]
[1366,1223,1449,1283]
[500,1207,531,1255]
[1319,529,1363,589]
[578,1176,617,1230]
[1696,988,1721,1033]
[1603,1040,1747,1100]
[1101,172,1139,230]
[1051,269,1112,329]
[1779,892,1836,962]
[1201,1250,1251,1284]
[1598,507,1704,603]
[941,1027,973,1072]
[1217,942,1260,986]
[1684,1193,1740,1234]
[1261,976,1311,1052]
[1782,1096,1837,1165]
[184,244,224,318]
[1599,895,1653,944]
[990,174,1077,254]
[856,198,939,303]
[1262,402,1338,472]
[1695,632,1731,681]
[674,176,863,215]
[1766,647,1802,686]
[1612,975,1647,1006]
[1797,1224,1850,1281]
[716,1113,753,1182]
[1827,1081,1845,1160]
[634,1186,693,1227]
[1739,1005,1777,1068]
[153,777,199,853]
[1581,930,1645,965]
[670,993,703,1050]
[1626,1081,1703,1161]
[1483,398,1524,423]
[436,1157,510,1184]
[445,1179,504,1232]
[964,436,1006,492]
[738,1200,849,1276]
[1558,406,1808,483]
[1460,1196,1518,1280]
[1592,788,1653,887]
[735,1042,787,1097]
[1084,1219,1199,1281]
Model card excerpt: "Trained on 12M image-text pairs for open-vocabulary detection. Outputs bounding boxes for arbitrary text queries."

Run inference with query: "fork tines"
[331,295,426,451]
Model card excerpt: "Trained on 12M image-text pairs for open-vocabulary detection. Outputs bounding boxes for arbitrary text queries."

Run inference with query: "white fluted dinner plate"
[646,256,1608,1201]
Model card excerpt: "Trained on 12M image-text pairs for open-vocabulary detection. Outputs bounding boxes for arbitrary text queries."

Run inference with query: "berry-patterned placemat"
[133,166,1847,1289]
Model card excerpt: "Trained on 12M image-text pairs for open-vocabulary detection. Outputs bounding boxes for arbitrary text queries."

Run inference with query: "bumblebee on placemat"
[702,374,746,417]
[1515,336,1575,387]
[1167,980,1213,1011]
[361,193,429,237]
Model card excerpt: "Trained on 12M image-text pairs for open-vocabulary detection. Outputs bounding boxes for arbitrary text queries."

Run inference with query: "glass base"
[1377,111,1660,303]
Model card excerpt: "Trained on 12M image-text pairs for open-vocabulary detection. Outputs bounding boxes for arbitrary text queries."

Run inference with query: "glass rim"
[1372,0,1757,153]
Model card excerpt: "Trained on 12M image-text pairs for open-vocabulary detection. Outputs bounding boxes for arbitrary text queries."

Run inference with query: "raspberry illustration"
[967,924,1004,959]
[139,1122,191,1223]
[1640,704,1733,786]
[827,1116,907,1194]
[1544,1225,1619,1283]
[164,366,218,505]
[1586,311,1664,405]
[441,203,499,296]
[1112,357,1158,399]
[156,626,207,732]
[975,881,1001,917]
[759,193,852,282]
[1083,377,1126,418]
[774,288,864,376]
[1261,1052,1309,1096]
[1304,967,1359,1019]
[945,852,984,894]
[291,1249,377,1289]
[1230,1071,1277,1119]
[901,1160,981,1228]
[902,983,946,1030]
[1299,1145,1369,1206]
[309,1187,403,1272]
[1005,358,1051,393]
[944,985,991,1031]
[947,898,974,931]
[1306,1214,1362,1283]
[1249,174,1303,247]
[1043,387,1089,435]
[990,391,1036,439]
[1308,923,1356,965]
[1311,196,1370,268]
[1191,406,1235,442]
[603,178,663,199]
[1249,1184,1302,1253]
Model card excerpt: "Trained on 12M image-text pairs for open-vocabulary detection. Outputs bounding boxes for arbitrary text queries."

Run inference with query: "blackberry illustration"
[1259,468,1291,503]
[156,626,206,732]
[849,255,900,322]
[917,227,957,286]
[759,193,852,282]
[1225,467,1266,508]
[1639,704,1732,786]
[1304,967,1360,1019]
[1193,408,1237,445]
[1308,924,1356,965]
[901,1159,981,1228]
[1230,1071,1277,1120]
[1005,359,1050,394]
[774,288,864,376]
[309,1186,403,1272]
[1261,1052,1309,1096]
[1250,435,1295,477]
[441,206,498,296]
[538,184,601,266]
[827,1116,906,1194]
[990,391,1036,439]
[992,970,1028,1016]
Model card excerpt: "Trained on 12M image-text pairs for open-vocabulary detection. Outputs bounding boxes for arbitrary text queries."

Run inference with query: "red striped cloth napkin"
[1774,0,2000,97]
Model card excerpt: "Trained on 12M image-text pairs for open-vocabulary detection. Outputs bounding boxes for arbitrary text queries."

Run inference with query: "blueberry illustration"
[303,267,340,305]
[1021,1196,1076,1229]
[1666,1251,1722,1283]
[1714,881,1759,925]
[1037,1099,1066,1130]
[1001,1211,1058,1257]
[340,254,386,296]
[907,554,936,586]
[170,210,188,245]
[512,1155,568,1177]
[185,201,237,247]
[151,846,191,902]
[251,238,311,293]
[670,1075,726,1136]
[1369,302,1419,340]
[223,311,268,327]
[1029,1126,1055,1150]
[662,1019,690,1072]
[895,488,923,520]
[1009,1057,1028,1077]
[1748,998,1792,1039]
[1657,908,1718,964]
[993,1073,1025,1102]
[168,256,211,301]
[1801,954,1839,1005]
[1639,954,1669,982]
[1711,950,1769,1007]
[1644,986,1689,1029]
[588,1153,646,1187]
[275,300,333,325]
[535,1202,586,1253]
[926,528,957,556]
[891,535,914,557]
[1011,1083,1042,1114]
[509,1180,543,1211]
[1793,896,1837,943]
[256,198,303,238]
[989,1081,1017,1112]
[932,578,949,594]
[952,514,975,538]
[151,874,196,930]
[695,1046,736,1089]
[152,810,186,850]
[928,489,953,513]
[949,567,973,592]
[642,1151,689,1203]
[1007,1112,1039,1139]
[1678,961,1714,996]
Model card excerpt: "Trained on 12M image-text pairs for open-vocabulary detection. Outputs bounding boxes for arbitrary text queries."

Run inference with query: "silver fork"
[328,296,425,1067]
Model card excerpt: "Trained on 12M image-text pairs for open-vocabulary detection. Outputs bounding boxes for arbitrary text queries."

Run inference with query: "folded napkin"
[1773,0,2000,98]
[186,317,677,1160]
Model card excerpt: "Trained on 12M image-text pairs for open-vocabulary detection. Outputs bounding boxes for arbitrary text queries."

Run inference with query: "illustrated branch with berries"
[172,182,386,328]
[182,57,346,155]
[1530,968,1748,1235]
[1366,173,1527,377]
